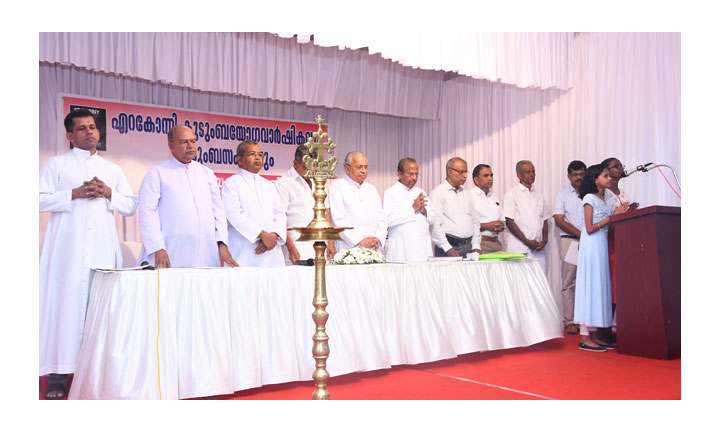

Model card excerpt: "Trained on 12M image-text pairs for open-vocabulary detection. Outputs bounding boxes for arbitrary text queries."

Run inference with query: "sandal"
[44,374,69,400]
[44,382,67,400]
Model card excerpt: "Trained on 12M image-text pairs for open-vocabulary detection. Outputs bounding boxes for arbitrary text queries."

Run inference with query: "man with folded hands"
[222,140,287,267]
[382,157,436,262]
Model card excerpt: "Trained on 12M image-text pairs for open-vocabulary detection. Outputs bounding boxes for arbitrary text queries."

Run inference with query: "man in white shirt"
[275,145,317,264]
[470,164,505,254]
[382,158,437,262]
[40,109,138,399]
[222,140,287,267]
[553,160,586,334]
[137,125,238,269]
[430,157,482,258]
[504,160,551,274]
[328,151,386,254]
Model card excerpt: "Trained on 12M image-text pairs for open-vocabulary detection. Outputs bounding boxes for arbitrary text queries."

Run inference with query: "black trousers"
[434,234,472,257]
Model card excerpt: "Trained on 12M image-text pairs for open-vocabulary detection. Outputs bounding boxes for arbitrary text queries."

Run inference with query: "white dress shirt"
[553,184,584,234]
[328,177,386,253]
[39,148,138,375]
[471,187,505,238]
[382,181,437,262]
[503,182,551,254]
[430,180,481,252]
[137,158,228,267]
[222,168,287,267]
[275,167,316,263]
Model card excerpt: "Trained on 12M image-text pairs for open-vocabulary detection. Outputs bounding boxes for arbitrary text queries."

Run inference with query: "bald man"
[137,125,238,268]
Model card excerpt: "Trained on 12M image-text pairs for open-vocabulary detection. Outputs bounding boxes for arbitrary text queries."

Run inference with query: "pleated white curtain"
[39,32,444,120]
[39,32,680,312]
[277,32,575,90]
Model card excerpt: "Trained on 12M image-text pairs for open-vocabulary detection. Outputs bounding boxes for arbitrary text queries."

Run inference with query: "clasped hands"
[525,238,547,251]
[358,237,381,250]
[72,177,111,200]
[613,202,631,215]
[487,220,505,234]
[255,230,279,255]
[412,192,428,215]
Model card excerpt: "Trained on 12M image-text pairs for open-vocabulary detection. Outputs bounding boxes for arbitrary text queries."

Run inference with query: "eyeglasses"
[449,167,468,175]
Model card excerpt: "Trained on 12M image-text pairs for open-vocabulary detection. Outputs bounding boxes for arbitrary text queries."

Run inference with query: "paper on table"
[563,239,579,265]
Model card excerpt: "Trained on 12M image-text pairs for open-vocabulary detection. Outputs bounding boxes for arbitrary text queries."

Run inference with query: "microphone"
[622,163,653,178]
[140,261,155,270]
[294,258,315,266]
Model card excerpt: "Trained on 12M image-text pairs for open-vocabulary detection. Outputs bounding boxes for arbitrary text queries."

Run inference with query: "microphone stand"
[645,164,682,192]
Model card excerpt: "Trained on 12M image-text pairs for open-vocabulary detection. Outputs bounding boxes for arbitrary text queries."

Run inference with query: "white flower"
[334,246,386,265]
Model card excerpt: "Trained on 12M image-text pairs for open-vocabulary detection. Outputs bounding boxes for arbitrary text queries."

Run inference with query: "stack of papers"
[476,252,526,261]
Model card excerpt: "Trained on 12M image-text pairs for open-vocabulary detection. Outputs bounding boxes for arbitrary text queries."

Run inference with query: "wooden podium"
[610,206,680,360]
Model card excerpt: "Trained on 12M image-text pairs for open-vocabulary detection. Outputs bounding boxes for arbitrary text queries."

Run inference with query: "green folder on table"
[476,251,526,260]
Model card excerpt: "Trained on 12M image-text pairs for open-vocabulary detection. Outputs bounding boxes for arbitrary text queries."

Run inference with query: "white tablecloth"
[68,259,562,400]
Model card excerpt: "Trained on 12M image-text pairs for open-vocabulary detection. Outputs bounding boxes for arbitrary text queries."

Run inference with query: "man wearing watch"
[222,140,287,267]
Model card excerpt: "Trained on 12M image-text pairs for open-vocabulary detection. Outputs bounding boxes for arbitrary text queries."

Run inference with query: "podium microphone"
[140,261,155,270]
[294,258,315,266]
[622,163,653,178]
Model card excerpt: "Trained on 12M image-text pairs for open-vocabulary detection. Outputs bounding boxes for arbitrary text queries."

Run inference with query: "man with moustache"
[222,140,287,267]
[381,158,437,262]
[328,151,386,254]
[137,125,238,269]
[430,157,482,258]
[470,164,505,254]
[553,160,587,334]
[504,160,551,275]
[40,109,138,399]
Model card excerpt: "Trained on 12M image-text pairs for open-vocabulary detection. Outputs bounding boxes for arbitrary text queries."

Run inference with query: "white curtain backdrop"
[39,32,680,312]
[39,32,444,120]
[277,32,575,90]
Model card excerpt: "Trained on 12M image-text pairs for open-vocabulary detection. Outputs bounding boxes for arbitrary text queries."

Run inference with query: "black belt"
[446,234,472,247]
[561,235,579,240]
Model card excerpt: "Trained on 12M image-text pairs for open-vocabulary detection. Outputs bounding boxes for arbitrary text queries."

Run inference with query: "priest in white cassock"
[222,140,287,267]
[136,125,238,269]
[39,109,138,399]
[382,158,436,262]
[328,151,386,254]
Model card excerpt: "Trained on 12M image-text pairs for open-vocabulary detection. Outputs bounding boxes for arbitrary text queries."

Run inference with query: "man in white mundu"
[222,140,287,267]
[136,125,238,268]
[39,109,138,399]
[504,160,552,275]
[328,151,386,254]
[382,158,436,262]
[275,145,318,264]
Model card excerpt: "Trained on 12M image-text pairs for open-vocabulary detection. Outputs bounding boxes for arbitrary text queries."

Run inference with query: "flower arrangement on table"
[333,247,386,265]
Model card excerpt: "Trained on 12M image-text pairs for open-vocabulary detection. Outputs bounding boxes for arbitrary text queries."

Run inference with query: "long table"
[68,259,562,400]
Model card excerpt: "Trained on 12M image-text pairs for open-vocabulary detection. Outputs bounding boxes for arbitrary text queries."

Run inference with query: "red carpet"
[206,334,680,400]
[40,334,680,400]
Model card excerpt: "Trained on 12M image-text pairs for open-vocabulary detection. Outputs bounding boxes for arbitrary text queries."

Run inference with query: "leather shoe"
[579,342,607,352]
[597,339,617,349]
[566,324,579,335]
